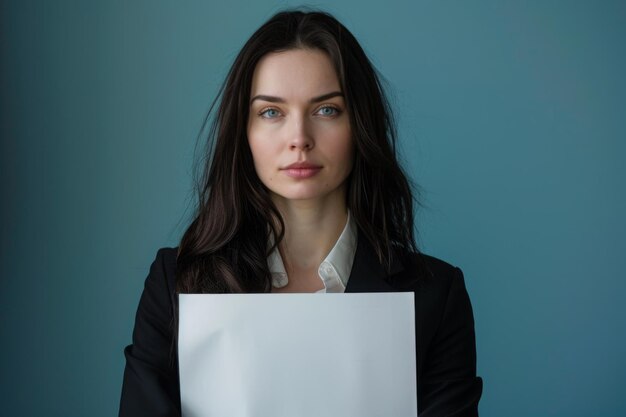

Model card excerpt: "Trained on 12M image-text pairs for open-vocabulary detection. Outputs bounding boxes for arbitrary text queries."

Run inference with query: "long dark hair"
[176,8,418,295]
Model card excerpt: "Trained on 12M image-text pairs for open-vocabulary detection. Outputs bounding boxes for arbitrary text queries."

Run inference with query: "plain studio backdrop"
[1,1,624,416]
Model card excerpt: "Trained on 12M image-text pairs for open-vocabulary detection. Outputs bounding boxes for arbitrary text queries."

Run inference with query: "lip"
[281,162,322,179]
[283,162,322,169]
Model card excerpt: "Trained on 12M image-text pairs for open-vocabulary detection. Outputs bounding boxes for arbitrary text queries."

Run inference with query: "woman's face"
[247,48,353,205]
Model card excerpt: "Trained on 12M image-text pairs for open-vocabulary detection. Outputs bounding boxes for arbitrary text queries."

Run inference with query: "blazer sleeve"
[418,267,483,417]
[119,248,181,417]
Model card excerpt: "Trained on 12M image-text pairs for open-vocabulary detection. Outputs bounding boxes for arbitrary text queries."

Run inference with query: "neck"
[272,194,348,273]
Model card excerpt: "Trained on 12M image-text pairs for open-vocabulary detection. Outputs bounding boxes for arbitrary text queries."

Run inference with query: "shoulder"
[392,250,466,296]
[154,246,178,262]
[141,247,178,304]
[150,248,178,284]
[393,251,477,348]
[400,253,482,413]
[121,247,181,414]
[154,246,178,278]
[132,248,177,360]
[408,250,473,305]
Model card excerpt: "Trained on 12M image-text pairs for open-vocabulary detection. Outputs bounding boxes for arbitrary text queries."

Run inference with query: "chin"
[270,184,345,203]
[272,191,325,202]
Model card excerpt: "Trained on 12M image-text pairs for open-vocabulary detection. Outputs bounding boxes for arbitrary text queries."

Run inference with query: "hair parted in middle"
[176,8,419,294]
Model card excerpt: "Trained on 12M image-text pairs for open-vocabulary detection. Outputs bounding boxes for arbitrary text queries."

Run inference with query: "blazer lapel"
[344,231,404,293]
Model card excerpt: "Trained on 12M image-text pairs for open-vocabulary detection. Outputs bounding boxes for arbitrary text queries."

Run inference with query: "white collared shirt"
[267,211,358,293]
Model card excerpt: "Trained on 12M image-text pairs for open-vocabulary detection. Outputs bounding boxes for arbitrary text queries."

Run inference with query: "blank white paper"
[178,293,416,417]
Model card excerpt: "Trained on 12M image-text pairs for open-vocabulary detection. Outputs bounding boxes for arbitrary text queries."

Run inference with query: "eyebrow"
[249,91,344,105]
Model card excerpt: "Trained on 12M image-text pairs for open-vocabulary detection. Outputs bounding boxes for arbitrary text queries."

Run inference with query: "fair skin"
[247,48,354,293]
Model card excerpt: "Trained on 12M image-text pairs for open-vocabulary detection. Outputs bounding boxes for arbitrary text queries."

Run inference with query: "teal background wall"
[2,1,625,416]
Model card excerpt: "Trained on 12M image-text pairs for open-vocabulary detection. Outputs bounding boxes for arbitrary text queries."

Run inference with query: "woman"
[119,8,483,417]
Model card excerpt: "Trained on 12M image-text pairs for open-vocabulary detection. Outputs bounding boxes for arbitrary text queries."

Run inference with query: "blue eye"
[317,106,339,116]
[260,108,280,119]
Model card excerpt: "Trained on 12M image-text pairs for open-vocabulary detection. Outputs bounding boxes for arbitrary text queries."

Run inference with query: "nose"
[289,116,314,151]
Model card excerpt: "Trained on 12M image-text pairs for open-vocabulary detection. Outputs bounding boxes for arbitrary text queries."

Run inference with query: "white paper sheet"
[178,293,416,417]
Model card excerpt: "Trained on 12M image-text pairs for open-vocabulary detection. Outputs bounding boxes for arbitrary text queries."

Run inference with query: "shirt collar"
[267,210,358,292]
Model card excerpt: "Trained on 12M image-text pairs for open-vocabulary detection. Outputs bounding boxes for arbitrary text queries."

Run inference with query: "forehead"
[249,49,341,99]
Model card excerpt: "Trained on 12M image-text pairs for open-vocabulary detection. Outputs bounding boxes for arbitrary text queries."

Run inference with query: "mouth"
[282,161,322,170]
[281,164,322,179]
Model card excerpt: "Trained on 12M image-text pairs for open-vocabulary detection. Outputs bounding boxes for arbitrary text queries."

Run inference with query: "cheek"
[247,119,267,162]
[331,128,354,168]
[248,135,275,176]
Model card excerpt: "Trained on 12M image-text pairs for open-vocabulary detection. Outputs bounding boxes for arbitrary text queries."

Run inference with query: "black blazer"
[119,234,483,416]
